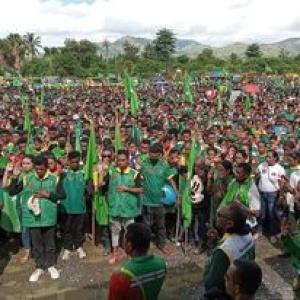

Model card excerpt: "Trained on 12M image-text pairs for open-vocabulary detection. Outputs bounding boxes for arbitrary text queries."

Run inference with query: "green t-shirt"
[141,158,176,207]
[0,155,7,169]
[0,188,4,207]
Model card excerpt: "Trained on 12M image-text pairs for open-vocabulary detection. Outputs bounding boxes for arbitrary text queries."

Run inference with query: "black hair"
[17,137,28,145]
[33,155,48,167]
[128,140,137,147]
[169,148,180,155]
[181,129,191,136]
[68,151,81,160]
[226,203,248,234]
[268,150,279,162]
[168,128,178,136]
[236,149,248,159]
[233,259,262,295]
[57,133,66,139]
[23,155,34,162]
[283,141,296,149]
[34,137,43,144]
[117,149,129,157]
[221,160,233,175]
[48,126,57,132]
[125,223,151,254]
[149,143,163,154]
[141,139,150,145]
[42,151,56,160]
[236,162,252,176]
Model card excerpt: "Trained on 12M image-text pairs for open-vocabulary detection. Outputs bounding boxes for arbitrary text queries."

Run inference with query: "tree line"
[1,29,300,78]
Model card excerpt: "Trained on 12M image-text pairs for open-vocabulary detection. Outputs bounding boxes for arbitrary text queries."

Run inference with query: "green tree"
[177,55,189,64]
[122,40,140,62]
[279,48,291,59]
[102,39,110,61]
[197,48,214,61]
[0,39,6,70]
[153,28,176,61]
[23,32,42,60]
[4,33,26,72]
[245,43,262,58]
[62,39,98,70]
[22,57,50,76]
[142,43,156,60]
[44,47,60,57]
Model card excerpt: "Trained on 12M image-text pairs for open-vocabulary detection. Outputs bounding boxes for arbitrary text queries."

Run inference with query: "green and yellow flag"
[124,72,140,116]
[183,73,193,103]
[84,123,97,181]
[181,138,199,229]
[114,112,122,154]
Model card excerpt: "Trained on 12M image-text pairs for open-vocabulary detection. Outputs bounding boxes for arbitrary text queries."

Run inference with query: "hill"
[97,36,300,58]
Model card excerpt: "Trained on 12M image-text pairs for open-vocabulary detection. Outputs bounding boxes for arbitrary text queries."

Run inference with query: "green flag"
[181,138,199,229]
[114,114,122,154]
[85,123,97,181]
[217,94,223,112]
[0,189,21,232]
[74,120,82,153]
[183,73,193,103]
[131,125,141,145]
[244,94,252,111]
[24,100,34,155]
[173,70,181,87]
[124,72,140,116]
[12,76,22,88]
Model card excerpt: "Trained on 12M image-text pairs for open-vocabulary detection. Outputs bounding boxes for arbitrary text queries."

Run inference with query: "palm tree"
[0,39,6,69]
[23,32,42,60]
[5,33,26,72]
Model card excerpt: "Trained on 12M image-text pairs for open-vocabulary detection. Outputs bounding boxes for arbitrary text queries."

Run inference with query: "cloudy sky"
[0,0,299,47]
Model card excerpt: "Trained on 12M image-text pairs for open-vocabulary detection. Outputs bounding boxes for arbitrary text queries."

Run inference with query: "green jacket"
[118,255,166,300]
[107,166,141,218]
[8,171,65,227]
[204,233,255,293]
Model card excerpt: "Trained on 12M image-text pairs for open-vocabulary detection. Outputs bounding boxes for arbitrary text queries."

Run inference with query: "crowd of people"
[0,79,300,299]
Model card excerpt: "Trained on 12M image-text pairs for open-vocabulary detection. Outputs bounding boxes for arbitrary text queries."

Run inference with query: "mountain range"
[97,36,300,58]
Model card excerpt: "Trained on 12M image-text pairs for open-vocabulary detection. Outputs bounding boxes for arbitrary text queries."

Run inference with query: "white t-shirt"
[257,162,285,192]
[287,168,300,212]
[247,182,261,228]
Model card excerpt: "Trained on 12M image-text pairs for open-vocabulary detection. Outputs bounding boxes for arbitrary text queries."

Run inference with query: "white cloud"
[0,0,299,46]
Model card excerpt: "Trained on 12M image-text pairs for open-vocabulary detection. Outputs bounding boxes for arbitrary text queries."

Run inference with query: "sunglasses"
[102,154,112,158]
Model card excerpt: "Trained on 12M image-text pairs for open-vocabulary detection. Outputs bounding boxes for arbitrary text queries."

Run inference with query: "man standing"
[8,155,65,282]
[60,151,94,261]
[108,223,166,300]
[218,163,261,232]
[104,150,143,264]
[203,203,255,299]
[140,143,178,254]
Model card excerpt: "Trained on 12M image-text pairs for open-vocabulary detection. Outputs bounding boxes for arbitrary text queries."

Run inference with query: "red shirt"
[108,273,142,300]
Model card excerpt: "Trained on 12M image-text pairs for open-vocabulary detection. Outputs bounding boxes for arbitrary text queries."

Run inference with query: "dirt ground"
[0,237,295,300]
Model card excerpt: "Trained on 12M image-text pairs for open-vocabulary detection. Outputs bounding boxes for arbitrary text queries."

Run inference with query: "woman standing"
[3,155,34,263]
